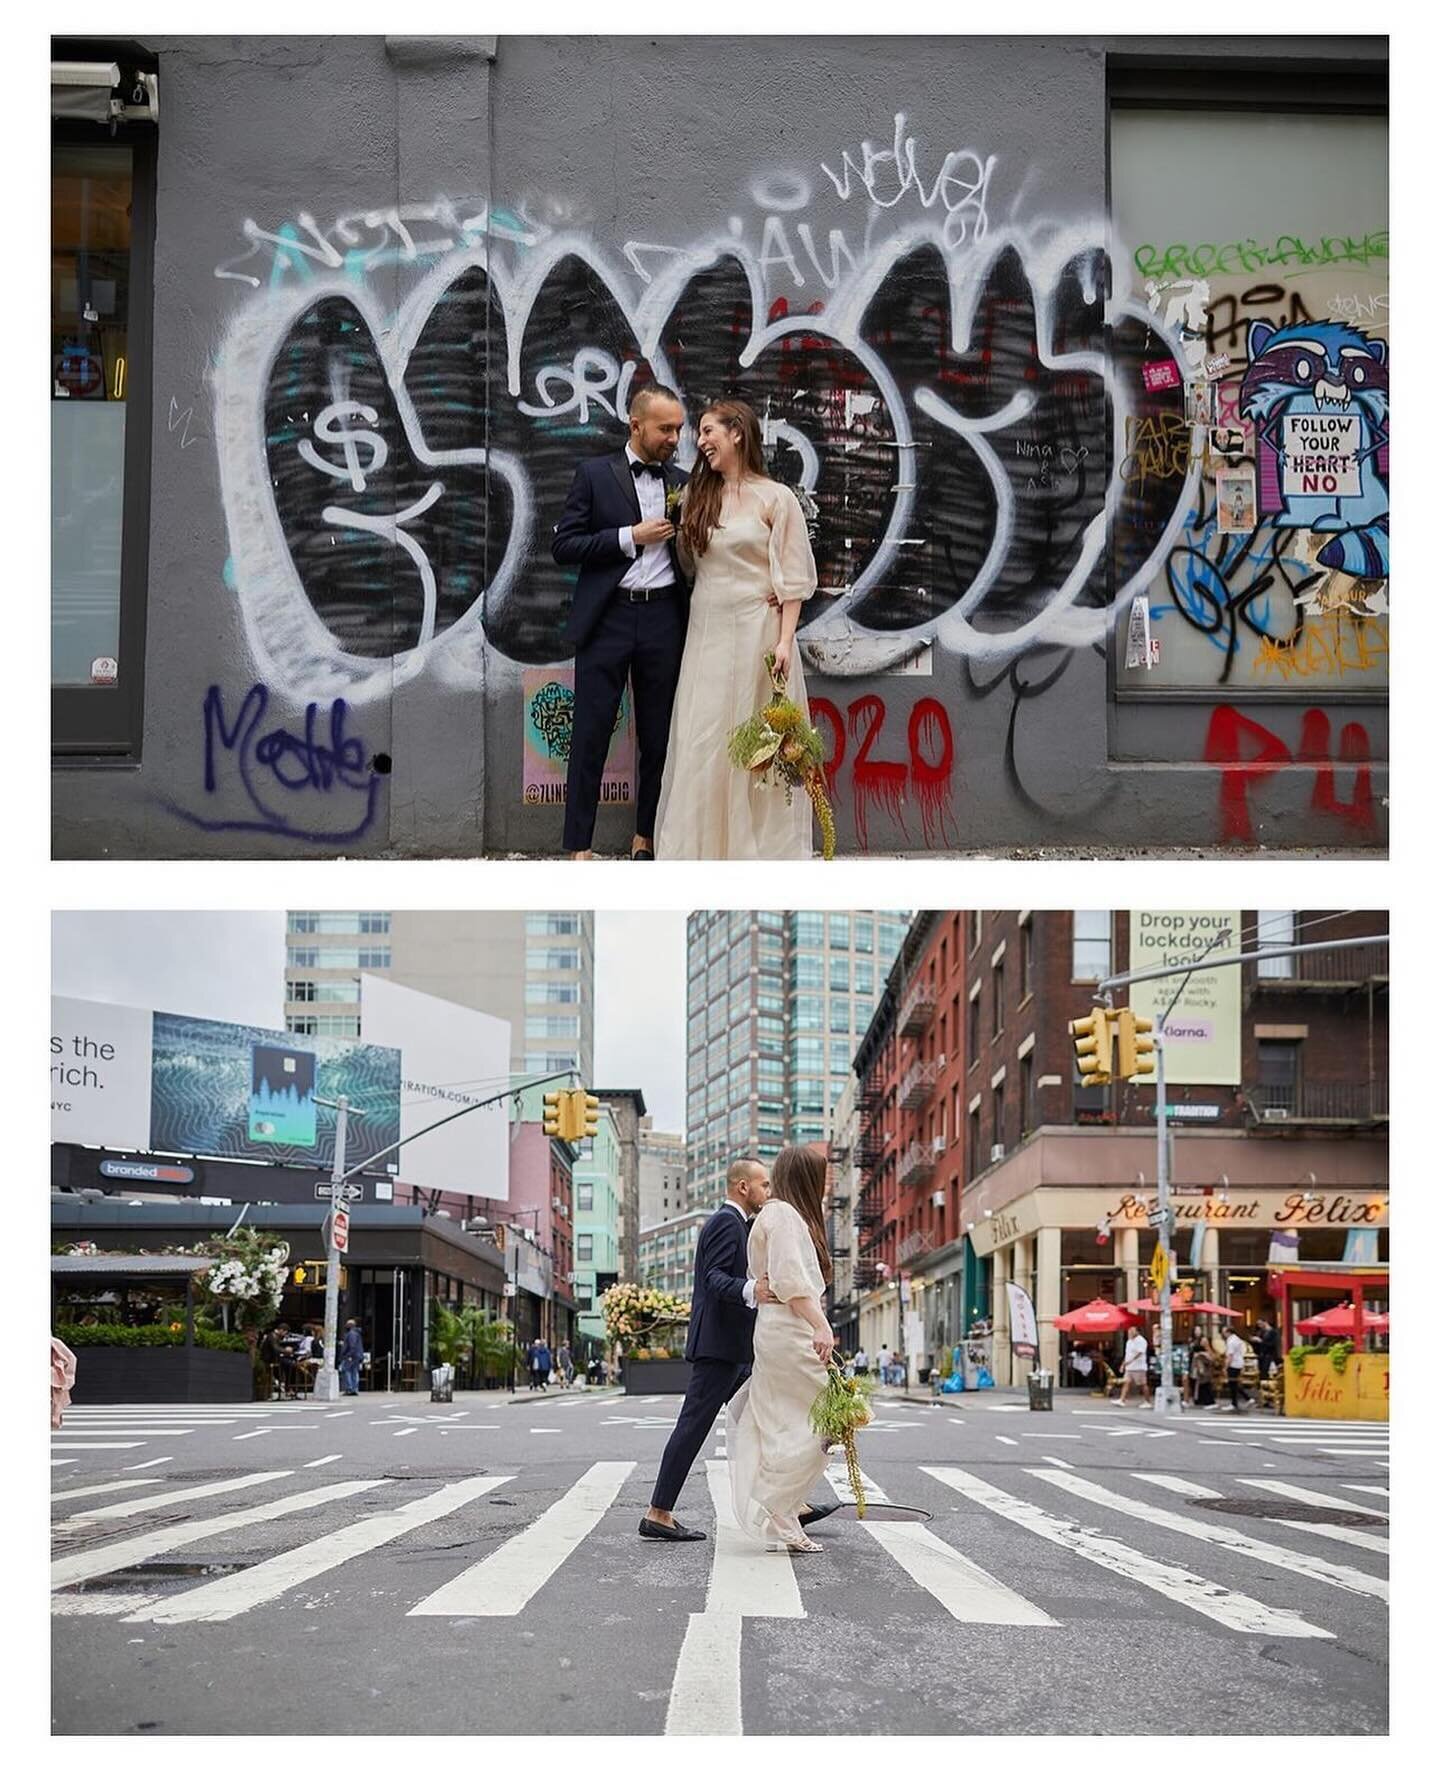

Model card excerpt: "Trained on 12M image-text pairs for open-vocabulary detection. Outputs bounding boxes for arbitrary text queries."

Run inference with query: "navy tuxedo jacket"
[684,1204,756,1365]
[552,452,691,649]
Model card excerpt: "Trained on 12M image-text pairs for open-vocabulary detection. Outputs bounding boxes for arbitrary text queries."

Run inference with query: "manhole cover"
[71,1561,252,1591]
[1191,1499,1384,1528]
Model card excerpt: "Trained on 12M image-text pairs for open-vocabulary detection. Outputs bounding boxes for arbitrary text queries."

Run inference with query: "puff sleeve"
[761,1202,821,1303]
[767,486,819,604]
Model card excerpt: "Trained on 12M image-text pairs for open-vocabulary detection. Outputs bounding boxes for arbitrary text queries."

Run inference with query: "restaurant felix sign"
[1105,1191,1389,1228]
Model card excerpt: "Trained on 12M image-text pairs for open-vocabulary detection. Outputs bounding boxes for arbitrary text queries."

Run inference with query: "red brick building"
[850,910,1388,1383]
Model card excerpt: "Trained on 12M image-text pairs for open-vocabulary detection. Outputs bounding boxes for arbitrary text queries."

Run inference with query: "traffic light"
[574,1090,601,1139]
[1069,1007,1114,1086]
[1115,1009,1156,1081]
[542,1091,564,1137]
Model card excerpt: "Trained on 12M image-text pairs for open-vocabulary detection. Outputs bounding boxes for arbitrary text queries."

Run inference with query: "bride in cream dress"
[727,1144,836,1552]
[654,400,819,860]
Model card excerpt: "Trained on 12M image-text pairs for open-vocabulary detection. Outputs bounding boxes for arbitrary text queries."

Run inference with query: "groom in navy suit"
[552,384,690,861]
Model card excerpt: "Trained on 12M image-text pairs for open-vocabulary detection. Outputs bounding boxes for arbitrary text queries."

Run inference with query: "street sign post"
[315,1181,363,1204]
[332,1208,350,1253]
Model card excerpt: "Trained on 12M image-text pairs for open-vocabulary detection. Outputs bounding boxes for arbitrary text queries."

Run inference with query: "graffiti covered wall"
[51,34,1388,856]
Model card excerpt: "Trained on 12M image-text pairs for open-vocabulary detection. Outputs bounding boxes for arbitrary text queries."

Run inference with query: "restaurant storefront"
[52,1199,506,1392]
[961,1128,1387,1387]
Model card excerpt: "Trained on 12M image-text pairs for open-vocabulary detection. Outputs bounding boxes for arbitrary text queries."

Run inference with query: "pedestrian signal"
[1115,1009,1156,1081]
[1069,1008,1114,1087]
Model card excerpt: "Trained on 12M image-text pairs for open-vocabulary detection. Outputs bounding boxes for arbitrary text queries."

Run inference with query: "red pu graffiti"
[811,693,958,850]
[1203,704,1376,842]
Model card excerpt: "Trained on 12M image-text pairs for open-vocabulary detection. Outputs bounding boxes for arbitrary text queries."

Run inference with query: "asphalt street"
[51,1387,1389,1736]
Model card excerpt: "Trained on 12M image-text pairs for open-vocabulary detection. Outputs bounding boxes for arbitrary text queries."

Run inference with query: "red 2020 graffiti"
[809,694,958,850]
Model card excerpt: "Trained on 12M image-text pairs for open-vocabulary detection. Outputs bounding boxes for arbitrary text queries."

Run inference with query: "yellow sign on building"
[1286,1352,1389,1421]
[1149,1245,1168,1290]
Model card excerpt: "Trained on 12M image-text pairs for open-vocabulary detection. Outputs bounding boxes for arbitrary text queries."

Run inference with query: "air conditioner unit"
[1262,1107,1291,1122]
[932,1136,947,1154]
[931,1190,945,1208]
[990,1144,1006,1162]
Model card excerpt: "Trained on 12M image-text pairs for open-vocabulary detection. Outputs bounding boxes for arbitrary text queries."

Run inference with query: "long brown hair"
[679,399,770,558]
[769,1143,832,1285]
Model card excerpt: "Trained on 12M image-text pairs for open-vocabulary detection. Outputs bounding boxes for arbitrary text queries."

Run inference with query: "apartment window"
[968,1103,982,1176]
[288,1016,319,1036]
[52,111,156,758]
[854,960,874,994]
[527,982,579,1005]
[1072,911,1112,981]
[287,980,316,1003]
[539,949,580,971]
[970,912,983,949]
[322,1014,361,1037]
[792,1037,825,1074]
[878,921,904,960]
[829,915,851,949]
[829,997,851,1035]
[795,913,825,949]
[290,947,319,969]
[356,947,391,969]
[1257,910,1298,978]
[288,913,319,934]
[794,996,824,1032]
[577,1234,594,1261]
[1256,1040,1301,1112]
[993,1080,1006,1157]
[793,955,824,991]
[854,918,874,954]
[967,992,980,1065]
[358,912,391,934]
[527,1016,579,1039]
[829,1042,852,1076]
[1020,920,1034,999]
[576,1183,594,1212]
[527,914,580,937]
[992,962,1005,1038]
[1019,1052,1035,1136]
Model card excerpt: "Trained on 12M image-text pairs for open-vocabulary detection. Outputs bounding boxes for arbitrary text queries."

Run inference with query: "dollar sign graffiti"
[297,400,390,493]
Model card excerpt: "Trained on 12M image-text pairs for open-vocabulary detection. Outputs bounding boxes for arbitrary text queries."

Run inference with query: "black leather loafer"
[798,1502,841,1529]
[631,848,655,860]
[639,1517,707,1541]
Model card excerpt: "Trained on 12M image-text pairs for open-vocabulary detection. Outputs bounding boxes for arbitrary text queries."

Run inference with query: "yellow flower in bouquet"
[727,653,837,859]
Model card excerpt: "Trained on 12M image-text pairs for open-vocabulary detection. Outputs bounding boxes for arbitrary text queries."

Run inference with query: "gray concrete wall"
[52,34,1388,856]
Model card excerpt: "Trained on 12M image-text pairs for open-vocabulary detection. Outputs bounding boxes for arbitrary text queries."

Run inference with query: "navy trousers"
[563,593,686,852]
[650,1357,750,1512]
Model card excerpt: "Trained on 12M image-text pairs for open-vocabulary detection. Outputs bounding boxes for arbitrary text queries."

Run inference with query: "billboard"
[360,975,512,1201]
[1126,911,1243,1087]
[53,996,403,1173]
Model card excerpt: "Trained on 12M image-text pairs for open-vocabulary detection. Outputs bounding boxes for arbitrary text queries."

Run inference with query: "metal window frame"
[1104,51,1389,711]
[51,114,156,761]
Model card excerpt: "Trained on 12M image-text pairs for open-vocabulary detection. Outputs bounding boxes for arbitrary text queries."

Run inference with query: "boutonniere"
[664,484,686,525]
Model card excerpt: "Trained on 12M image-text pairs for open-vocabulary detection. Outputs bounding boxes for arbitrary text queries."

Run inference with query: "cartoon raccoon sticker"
[1239,319,1388,578]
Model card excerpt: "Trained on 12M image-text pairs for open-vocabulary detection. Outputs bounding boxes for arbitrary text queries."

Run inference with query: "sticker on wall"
[1203,352,1232,381]
[89,656,118,685]
[1124,594,1157,670]
[1206,421,1253,467]
[1142,358,1183,393]
[1216,469,1257,533]
[1184,379,1216,427]
[522,666,636,808]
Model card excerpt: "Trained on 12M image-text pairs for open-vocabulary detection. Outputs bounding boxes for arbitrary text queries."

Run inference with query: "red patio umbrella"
[1296,1305,1388,1336]
[1053,1300,1137,1333]
[1190,1302,1243,1317]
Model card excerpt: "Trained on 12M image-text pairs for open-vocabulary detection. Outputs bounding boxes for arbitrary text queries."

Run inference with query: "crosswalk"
[54,1451,1387,1710]
[1185,1416,1390,1466]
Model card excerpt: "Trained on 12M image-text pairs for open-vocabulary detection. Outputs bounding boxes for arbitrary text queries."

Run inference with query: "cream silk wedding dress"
[654,478,819,860]
[727,1199,832,1549]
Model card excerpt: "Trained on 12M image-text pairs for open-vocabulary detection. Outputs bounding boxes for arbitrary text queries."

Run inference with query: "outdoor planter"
[69,1345,255,1405]
[623,1357,691,1396]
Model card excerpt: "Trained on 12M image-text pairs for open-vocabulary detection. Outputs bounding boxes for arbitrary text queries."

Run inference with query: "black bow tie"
[631,459,663,479]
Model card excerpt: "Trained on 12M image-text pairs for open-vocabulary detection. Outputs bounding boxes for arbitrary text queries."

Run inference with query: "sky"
[51,909,689,1135]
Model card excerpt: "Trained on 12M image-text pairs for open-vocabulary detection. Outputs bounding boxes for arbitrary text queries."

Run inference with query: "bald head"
[726,1158,770,1216]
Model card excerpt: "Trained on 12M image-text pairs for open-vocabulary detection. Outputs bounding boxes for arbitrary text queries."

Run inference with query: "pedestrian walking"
[877,1343,893,1386]
[339,1318,365,1396]
[1190,1336,1216,1407]
[51,1336,77,1429]
[1253,1317,1280,1382]
[852,1345,869,1378]
[1113,1325,1149,1406]
[1223,1327,1251,1410]
[527,1339,552,1392]
[558,1342,574,1386]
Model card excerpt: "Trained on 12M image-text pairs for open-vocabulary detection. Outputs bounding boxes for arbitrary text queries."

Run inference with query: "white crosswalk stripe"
[52,1479,386,1589]
[139,1476,512,1623]
[51,1479,162,1505]
[923,1466,1331,1637]
[1028,1468,1388,1603]
[54,1471,292,1529]
[409,1462,635,1617]
[1236,1479,1389,1519]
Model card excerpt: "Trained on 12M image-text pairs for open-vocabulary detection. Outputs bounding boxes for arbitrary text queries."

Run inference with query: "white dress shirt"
[618,445,677,590]
[722,1197,758,1308]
